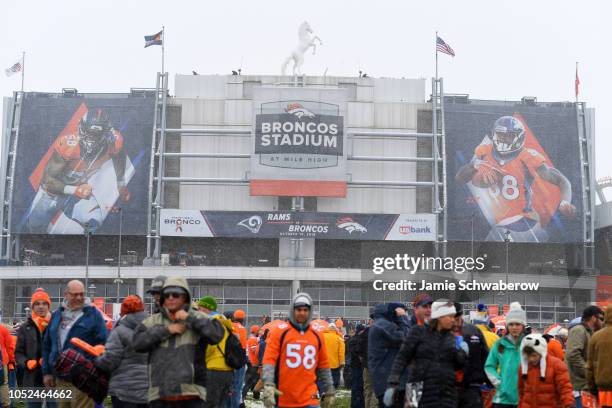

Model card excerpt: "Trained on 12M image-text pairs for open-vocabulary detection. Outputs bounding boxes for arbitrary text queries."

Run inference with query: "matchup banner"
[445,103,583,243]
[160,209,437,241]
[11,94,155,235]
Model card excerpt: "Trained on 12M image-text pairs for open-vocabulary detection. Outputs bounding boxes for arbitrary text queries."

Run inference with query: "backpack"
[218,330,247,370]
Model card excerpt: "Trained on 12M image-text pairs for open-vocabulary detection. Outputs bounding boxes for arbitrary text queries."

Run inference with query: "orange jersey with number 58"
[263,322,329,407]
[473,143,547,224]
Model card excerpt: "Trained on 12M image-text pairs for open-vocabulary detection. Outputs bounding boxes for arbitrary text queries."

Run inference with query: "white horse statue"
[281,21,322,76]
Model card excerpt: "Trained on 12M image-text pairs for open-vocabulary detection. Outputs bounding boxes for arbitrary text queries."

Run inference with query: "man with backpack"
[196,296,233,408]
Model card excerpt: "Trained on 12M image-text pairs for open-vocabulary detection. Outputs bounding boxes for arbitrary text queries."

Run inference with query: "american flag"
[436,36,455,57]
[4,60,23,77]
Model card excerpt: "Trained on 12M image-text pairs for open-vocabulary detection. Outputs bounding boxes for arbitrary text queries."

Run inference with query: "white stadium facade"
[0,72,606,327]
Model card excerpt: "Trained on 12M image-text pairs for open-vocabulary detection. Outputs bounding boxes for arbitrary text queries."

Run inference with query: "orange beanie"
[31,288,51,306]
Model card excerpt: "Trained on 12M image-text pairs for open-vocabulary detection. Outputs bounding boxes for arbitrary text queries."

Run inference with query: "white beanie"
[520,333,548,379]
[505,302,527,326]
[431,299,456,320]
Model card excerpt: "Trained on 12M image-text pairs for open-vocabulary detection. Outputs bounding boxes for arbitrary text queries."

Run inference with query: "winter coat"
[95,311,149,404]
[0,324,15,366]
[42,304,107,376]
[457,322,489,387]
[205,314,233,372]
[15,318,45,387]
[547,338,565,361]
[323,329,345,369]
[348,333,363,370]
[475,324,500,351]
[368,304,412,397]
[387,325,467,408]
[586,304,612,392]
[565,323,592,391]
[132,276,225,402]
[484,334,524,406]
[518,355,575,408]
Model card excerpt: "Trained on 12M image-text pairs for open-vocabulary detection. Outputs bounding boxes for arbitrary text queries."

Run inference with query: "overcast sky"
[1,0,610,178]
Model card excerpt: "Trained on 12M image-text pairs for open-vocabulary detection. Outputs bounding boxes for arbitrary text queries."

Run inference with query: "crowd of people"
[0,276,610,408]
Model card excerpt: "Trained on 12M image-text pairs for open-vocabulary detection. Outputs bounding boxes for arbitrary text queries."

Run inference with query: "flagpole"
[575,61,578,103]
[21,51,25,93]
[435,31,439,80]
[161,26,165,75]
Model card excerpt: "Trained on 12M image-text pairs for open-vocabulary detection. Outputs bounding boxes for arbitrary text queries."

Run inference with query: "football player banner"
[11,94,155,235]
[446,103,584,243]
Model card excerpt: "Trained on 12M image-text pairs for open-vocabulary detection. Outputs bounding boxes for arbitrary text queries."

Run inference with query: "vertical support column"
[439,79,448,258]
[291,279,300,299]
[146,73,162,260]
[136,277,145,300]
[153,73,169,259]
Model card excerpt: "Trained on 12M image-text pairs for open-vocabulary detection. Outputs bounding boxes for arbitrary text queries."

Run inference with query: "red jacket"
[0,324,15,365]
[518,355,575,408]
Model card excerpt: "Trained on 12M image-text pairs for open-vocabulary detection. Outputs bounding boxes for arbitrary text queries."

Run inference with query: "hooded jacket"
[132,276,224,402]
[367,303,411,397]
[323,328,345,369]
[42,300,107,376]
[586,304,612,392]
[95,311,148,404]
[457,322,489,387]
[387,324,467,408]
[484,334,524,405]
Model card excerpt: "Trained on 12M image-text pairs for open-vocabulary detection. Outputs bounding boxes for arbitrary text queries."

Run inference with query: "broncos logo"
[285,102,316,118]
[336,217,367,234]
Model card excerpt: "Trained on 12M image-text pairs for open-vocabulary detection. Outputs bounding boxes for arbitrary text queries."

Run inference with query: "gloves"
[383,386,397,407]
[26,360,38,370]
[455,336,469,356]
[262,383,282,408]
[74,184,93,199]
[321,391,336,408]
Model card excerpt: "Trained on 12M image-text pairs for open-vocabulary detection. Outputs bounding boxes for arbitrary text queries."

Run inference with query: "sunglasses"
[163,292,184,299]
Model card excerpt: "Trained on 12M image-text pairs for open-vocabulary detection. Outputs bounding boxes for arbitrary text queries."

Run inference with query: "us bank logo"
[254,100,344,169]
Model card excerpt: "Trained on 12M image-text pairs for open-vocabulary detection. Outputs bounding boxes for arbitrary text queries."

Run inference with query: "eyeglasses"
[163,292,183,299]
[67,292,84,298]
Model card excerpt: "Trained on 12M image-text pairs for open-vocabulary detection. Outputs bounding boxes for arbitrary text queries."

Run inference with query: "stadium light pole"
[114,207,124,303]
[85,222,91,293]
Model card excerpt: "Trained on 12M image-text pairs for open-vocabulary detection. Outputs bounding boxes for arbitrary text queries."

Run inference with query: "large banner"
[446,103,583,243]
[250,87,348,197]
[12,94,155,235]
[160,209,437,241]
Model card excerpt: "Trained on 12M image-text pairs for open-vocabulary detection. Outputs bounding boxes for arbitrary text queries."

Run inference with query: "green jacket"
[484,334,523,405]
[132,276,225,402]
[565,323,592,391]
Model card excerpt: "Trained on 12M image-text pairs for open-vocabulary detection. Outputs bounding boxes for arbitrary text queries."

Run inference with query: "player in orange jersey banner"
[262,293,335,408]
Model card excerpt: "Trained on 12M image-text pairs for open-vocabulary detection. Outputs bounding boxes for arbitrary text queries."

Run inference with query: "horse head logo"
[285,102,316,118]
[336,217,367,234]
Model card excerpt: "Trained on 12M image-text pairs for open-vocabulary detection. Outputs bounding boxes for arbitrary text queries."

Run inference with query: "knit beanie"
[505,302,527,325]
[520,333,548,379]
[120,295,145,316]
[431,299,456,320]
[31,288,51,306]
[198,296,218,311]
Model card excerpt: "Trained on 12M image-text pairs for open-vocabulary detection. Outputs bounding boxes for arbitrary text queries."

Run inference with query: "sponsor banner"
[250,87,348,197]
[160,209,213,237]
[11,93,155,235]
[445,103,584,243]
[596,275,612,307]
[160,209,437,241]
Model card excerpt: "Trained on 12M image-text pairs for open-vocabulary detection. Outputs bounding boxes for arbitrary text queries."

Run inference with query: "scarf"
[32,313,51,334]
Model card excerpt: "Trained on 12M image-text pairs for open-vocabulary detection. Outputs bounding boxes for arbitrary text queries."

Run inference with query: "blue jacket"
[42,305,107,376]
[367,303,412,397]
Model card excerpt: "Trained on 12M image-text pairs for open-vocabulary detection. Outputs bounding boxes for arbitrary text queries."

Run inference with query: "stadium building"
[0,73,601,327]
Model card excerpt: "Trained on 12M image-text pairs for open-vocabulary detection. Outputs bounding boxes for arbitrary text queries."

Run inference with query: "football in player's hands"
[472,166,500,187]
[559,200,577,218]
[118,186,131,202]
[74,184,93,199]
